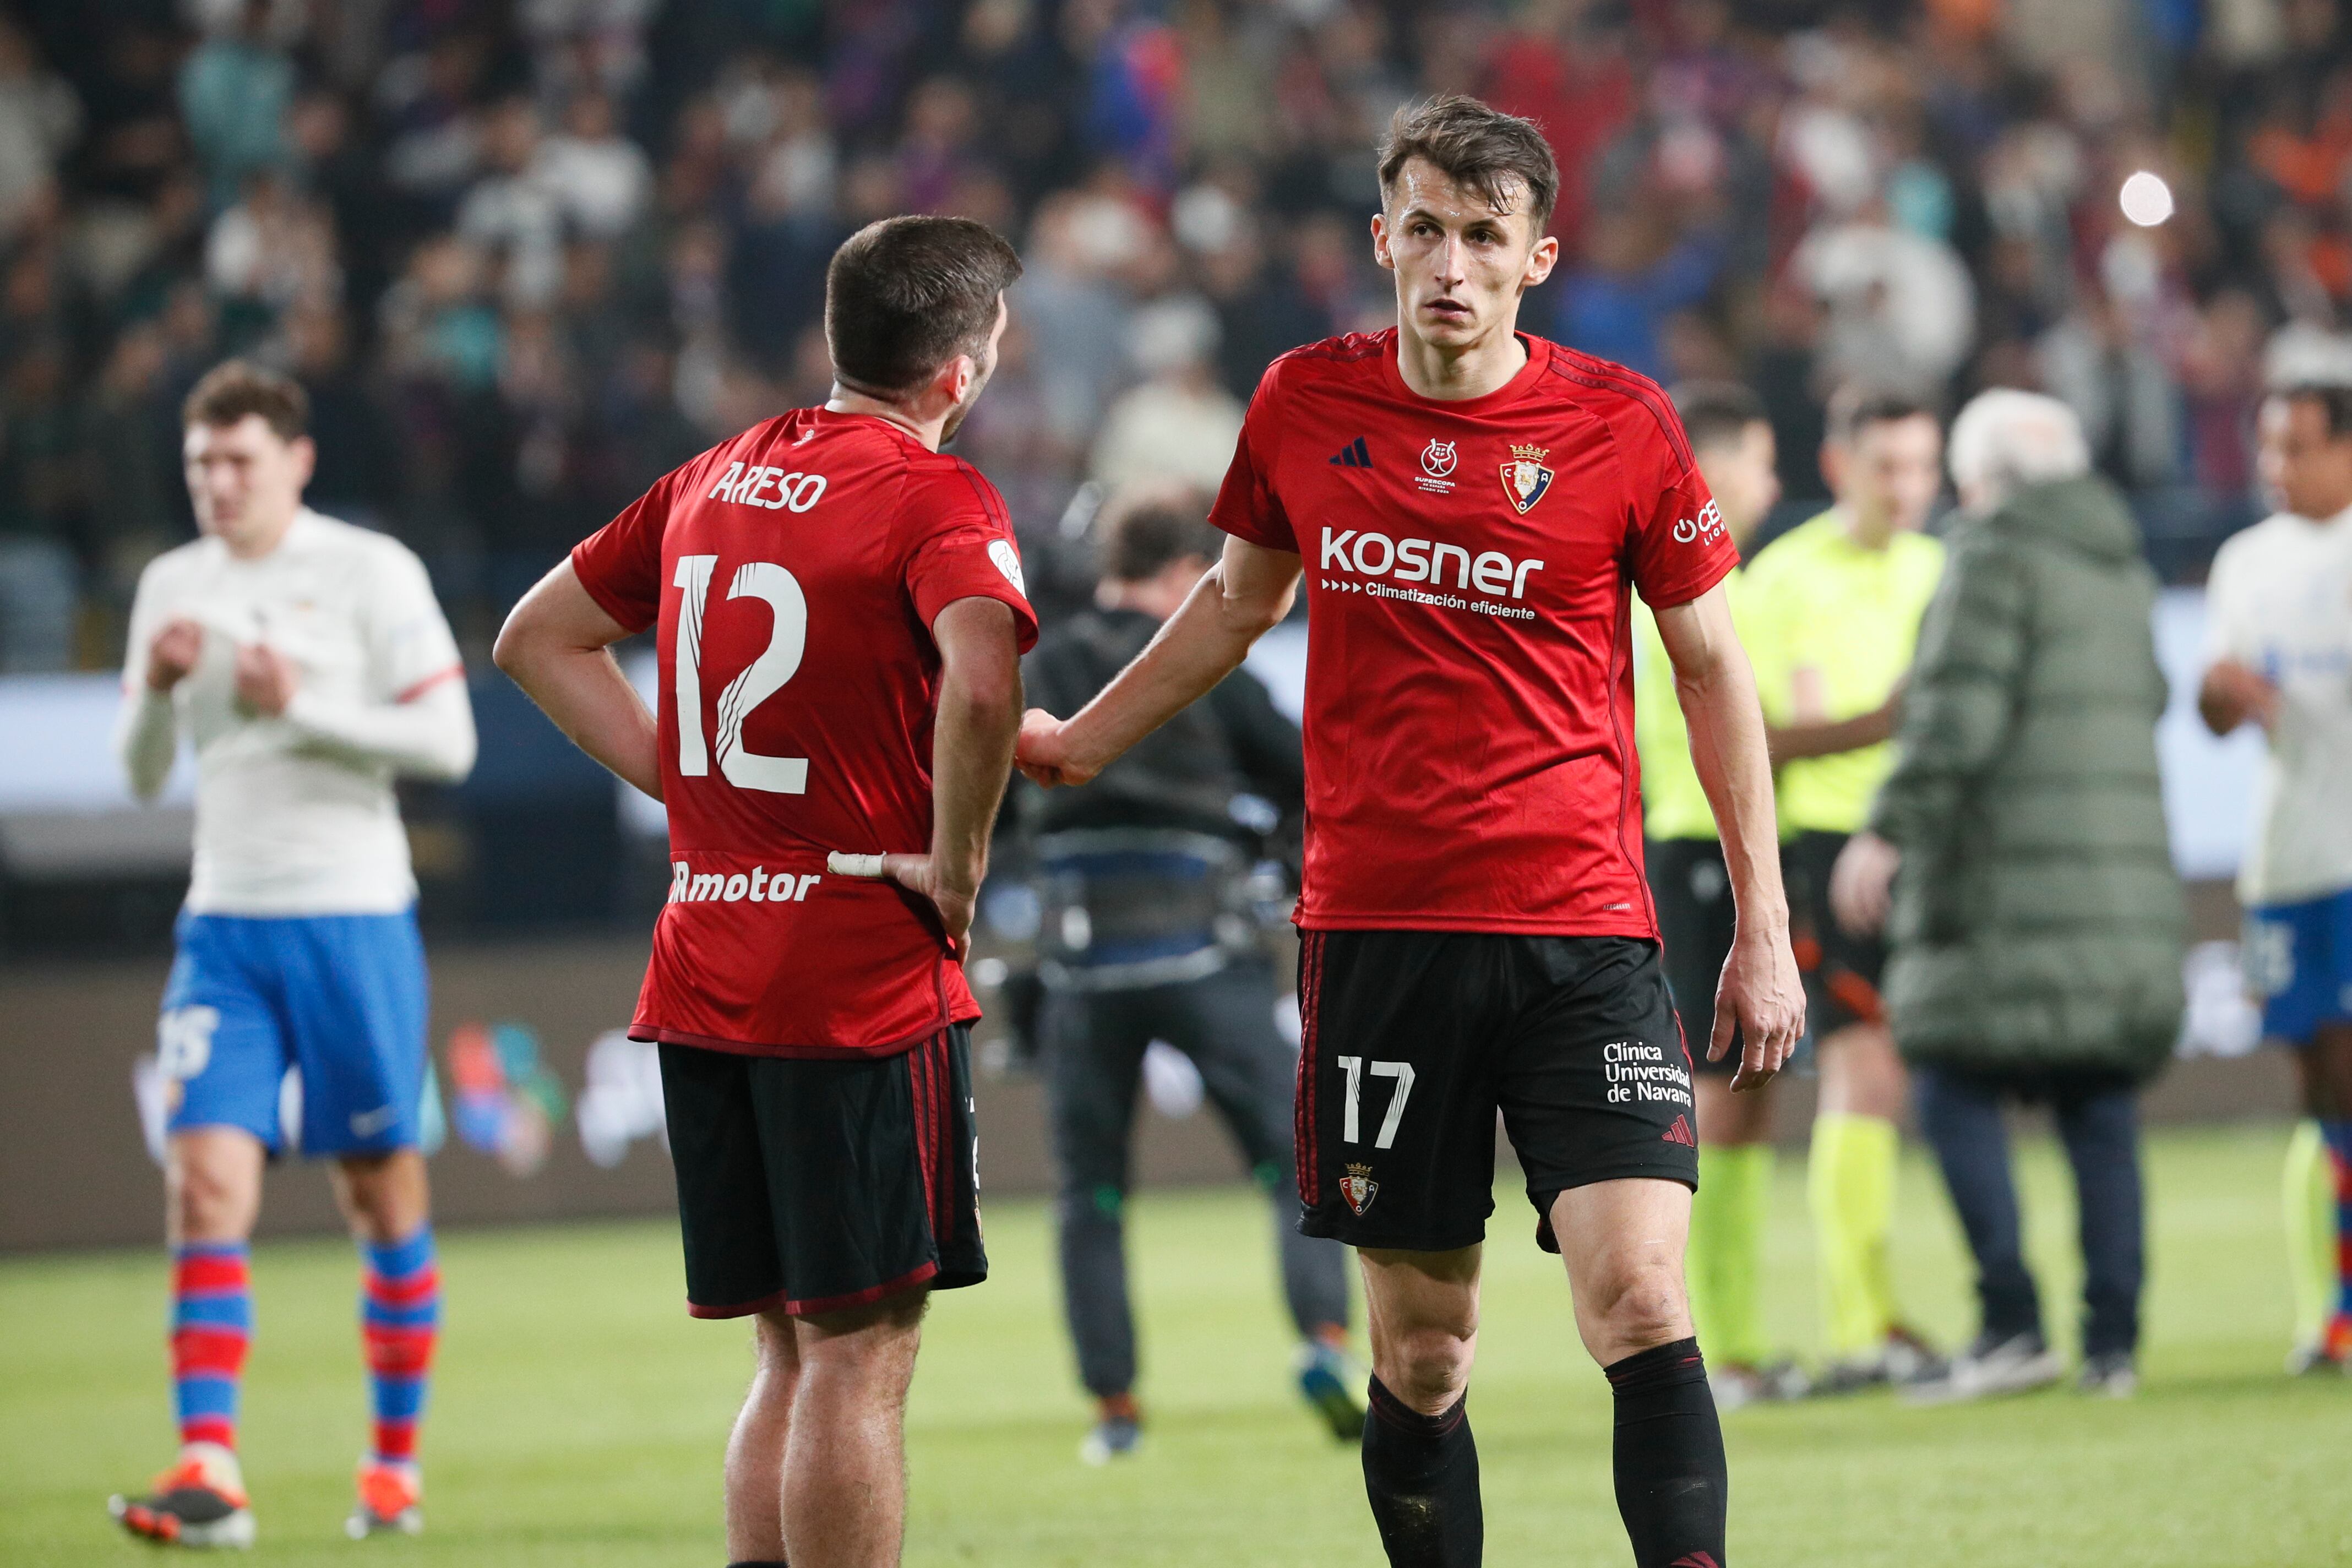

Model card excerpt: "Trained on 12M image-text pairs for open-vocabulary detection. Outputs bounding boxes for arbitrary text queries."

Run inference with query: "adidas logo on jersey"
[1329,437,1373,469]
[669,862,823,904]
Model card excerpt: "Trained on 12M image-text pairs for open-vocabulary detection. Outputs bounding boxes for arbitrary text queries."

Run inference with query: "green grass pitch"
[2,1123,2345,1566]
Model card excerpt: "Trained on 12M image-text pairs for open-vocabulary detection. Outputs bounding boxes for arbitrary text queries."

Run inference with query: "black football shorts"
[1294,930,1698,1255]
[1648,836,1741,1077]
[659,1027,986,1319]
[1783,830,1888,1034]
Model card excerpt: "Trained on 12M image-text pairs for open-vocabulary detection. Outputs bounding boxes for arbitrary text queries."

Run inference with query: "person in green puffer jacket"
[1830,389,2184,1403]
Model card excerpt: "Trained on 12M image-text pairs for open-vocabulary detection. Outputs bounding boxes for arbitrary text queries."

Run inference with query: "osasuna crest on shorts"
[1340,1163,1379,1216]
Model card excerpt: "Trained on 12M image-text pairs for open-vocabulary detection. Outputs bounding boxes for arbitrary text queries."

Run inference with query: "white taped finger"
[827,852,889,878]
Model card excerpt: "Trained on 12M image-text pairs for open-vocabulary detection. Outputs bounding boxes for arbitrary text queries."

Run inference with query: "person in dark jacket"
[1018,485,1358,1463]
[1830,390,2185,1401]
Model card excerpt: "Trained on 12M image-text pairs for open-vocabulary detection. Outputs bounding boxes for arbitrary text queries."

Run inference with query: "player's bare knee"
[1592,1267,1690,1354]
[168,1144,254,1240]
[1374,1322,1474,1412]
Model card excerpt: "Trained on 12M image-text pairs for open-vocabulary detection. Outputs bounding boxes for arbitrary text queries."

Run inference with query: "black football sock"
[726,1560,788,1566]
[1360,1376,1482,1567]
[1604,1338,1728,1568]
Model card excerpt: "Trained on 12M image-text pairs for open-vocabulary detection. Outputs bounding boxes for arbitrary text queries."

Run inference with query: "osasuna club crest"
[1340,1162,1379,1216]
[1502,443,1554,514]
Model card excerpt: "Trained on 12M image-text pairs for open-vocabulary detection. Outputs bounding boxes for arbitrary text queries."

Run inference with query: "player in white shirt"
[106,362,476,1548]
[2198,383,2352,1377]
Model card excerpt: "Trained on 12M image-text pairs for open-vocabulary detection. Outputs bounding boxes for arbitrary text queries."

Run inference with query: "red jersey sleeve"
[1623,400,1738,609]
[571,462,689,633]
[901,462,1040,652]
[1208,360,1299,553]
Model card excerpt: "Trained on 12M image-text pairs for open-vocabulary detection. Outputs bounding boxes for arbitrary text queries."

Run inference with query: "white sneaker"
[2076,1352,2138,1398]
[1903,1331,2063,1406]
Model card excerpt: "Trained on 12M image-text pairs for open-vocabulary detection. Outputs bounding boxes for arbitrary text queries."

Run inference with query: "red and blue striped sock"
[171,1240,252,1452]
[2322,1121,2352,1359]
[360,1229,440,1469]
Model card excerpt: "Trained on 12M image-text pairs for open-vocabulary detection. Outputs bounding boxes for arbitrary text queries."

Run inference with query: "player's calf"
[1357,1248,1484,1566]
[776,1295,926,1568]
[1603,1340,1728,1568]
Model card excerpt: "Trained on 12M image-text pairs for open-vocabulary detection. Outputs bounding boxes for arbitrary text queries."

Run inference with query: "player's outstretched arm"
[493,560,663,801]
[1016,534,1299,787]
[1655,582,1805,1092]
[832,596,1023,950]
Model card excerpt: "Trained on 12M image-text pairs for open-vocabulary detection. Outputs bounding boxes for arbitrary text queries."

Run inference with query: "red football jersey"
[571,407,1038,1057]
[1210,330,1736,937]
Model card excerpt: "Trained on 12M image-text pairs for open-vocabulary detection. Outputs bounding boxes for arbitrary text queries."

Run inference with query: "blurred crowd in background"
[0,0,2346,671]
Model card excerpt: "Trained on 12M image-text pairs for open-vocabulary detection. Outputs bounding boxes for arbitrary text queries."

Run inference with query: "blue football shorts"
[2243,887,2352,1048]
[157,910,431,1157]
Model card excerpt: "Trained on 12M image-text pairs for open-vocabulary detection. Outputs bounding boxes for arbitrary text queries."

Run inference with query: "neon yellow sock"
[2284,1120,2334,1348]
[1690,1143,1773,1367]
[1810,1112,1900,1359]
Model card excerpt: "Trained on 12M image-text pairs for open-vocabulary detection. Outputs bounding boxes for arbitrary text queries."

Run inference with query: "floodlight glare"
[2119,171,2174,227]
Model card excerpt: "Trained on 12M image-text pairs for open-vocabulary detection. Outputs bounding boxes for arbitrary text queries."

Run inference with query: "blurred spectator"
[0,18,79,247]
[2038,286,2182,491]
[536,89,650,239]
[1088,296,1244,493]
[1556,208,1726,380]
[1833,390,2184,1400]
[178,1,295,211]
[78,320,185,606]
[458,96,564,308]
[0,0,2339,672]
[1794,208,1977,396]
[0,334,81,669]
[287,306,398,526]
[1018,191,1142,449]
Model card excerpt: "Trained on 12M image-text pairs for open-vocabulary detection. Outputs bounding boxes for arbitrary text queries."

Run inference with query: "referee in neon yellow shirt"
[1633,383,1801,1406]
[1742,386,1949,1391]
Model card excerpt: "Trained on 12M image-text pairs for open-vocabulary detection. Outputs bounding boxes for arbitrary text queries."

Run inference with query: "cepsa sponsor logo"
[1319,526,1545,600]
[669,862,823,904]
[1672,498,1726,546]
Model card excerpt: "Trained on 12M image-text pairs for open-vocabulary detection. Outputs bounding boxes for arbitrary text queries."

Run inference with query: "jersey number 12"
[672,555,807,793]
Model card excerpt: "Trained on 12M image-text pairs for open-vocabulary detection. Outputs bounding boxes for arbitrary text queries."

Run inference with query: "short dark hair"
[1825,384,1936,448]
[1097,488,1223,584]
[2272,382,2352,440]
[183,358,309,440]
[1670,381,1767,456]
[1378,95,1559,228]
[824,215,1023,397]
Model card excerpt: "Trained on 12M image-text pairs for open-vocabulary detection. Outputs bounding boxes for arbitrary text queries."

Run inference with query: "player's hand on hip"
[232,642,299,717]
[1712,925,1805,1094]
[1014,707,1097,788]
[827,852,977,955]
[146,618,205,691]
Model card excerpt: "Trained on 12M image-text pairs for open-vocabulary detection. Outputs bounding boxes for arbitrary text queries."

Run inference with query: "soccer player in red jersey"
[494,216,1033,1568]
[1018,99,1804,1568]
